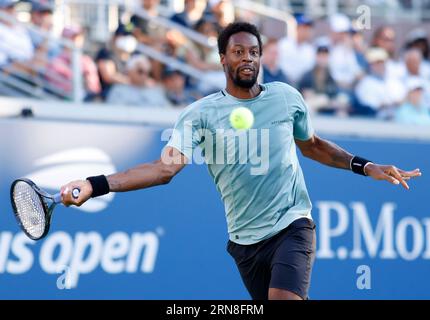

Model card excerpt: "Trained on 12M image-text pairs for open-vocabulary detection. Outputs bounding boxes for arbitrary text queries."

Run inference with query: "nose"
[242,51,253,62]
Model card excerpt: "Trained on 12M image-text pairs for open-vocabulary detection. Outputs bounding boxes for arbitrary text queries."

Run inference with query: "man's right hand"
[60,180,93,207]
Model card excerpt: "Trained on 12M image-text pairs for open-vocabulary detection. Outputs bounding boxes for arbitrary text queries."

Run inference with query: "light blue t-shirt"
[395,102,430,125]
[166,81,314,244]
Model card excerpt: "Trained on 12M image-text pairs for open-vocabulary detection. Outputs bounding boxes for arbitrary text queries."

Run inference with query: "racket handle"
[53,188,80,204]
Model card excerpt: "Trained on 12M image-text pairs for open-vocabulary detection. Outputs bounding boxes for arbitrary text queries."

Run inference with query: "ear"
[220,53,225,66]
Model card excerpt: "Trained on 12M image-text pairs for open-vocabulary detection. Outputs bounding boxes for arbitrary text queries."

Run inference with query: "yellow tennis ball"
[230,107,254,130]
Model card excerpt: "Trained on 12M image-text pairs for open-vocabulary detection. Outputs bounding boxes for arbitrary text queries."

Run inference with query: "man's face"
[406,52,421,75]
[185,0,196,11]
[0,5,16,25]
[316,50,329,67]
[370,60,386,76]
[31,11,53,30]
[297,24,313,42]
[376,28,395,56]
[129,62,149,86]
[164,73,185,93]
[142,0,159,10]
[0,5,15,15]
[221,32,260,89]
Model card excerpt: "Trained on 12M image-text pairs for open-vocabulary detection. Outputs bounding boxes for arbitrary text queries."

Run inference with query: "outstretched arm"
[295,134,421,190]
[61,147,187,206]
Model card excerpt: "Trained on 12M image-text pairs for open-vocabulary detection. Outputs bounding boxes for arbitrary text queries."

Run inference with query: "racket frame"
[10,178,59,241]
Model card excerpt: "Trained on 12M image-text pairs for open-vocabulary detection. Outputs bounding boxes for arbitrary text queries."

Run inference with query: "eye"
[235,49,243,55]
[251,50,259,56]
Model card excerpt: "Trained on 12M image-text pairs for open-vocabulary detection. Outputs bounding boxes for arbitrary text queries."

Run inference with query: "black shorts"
[227,217,316,300]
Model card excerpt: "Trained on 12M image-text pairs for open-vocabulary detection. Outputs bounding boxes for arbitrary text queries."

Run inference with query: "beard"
[227,65,259,88]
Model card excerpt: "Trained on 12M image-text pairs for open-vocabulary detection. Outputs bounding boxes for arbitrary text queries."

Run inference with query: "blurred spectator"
[262,39,289,84]
[95,24,136,100]
[170,0,204,29]
[164,19,224,95]
[187,17,225,94]
[278,14,315,86]
[395,77,430,125]
[404,48,423,77]
[328,13,363,90]
[170,19,221,72]
[405,28,430,60]
[162,68,197,106]
[29,1,57,54]
[28,0,60,71]
[192,18,220,67]
[299,37,348,116]
[106,55,171,107]
[129,0,167,81]
[129,0,166,47]
[206,0,234,29]
[402,48,430,106]
[405,29,430,80]
[0,0,34,66]
[46,26,101,101]
[371,26,404,79]
[355,47,405,118]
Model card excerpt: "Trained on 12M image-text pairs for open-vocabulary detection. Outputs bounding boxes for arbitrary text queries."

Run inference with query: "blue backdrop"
[0,118,429,299]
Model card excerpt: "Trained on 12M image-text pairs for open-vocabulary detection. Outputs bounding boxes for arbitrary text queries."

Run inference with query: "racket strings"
[12,181,46,239]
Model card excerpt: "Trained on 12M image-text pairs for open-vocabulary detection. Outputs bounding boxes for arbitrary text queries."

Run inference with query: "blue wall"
[0,118,429,299]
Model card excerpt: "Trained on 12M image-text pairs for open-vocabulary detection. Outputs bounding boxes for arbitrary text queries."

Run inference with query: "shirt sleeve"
[165,103,204,161]
[290,88,315,141]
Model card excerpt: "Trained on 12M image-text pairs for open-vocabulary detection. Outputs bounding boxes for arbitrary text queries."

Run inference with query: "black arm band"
[350,156,372,176]
[86,175,110,198]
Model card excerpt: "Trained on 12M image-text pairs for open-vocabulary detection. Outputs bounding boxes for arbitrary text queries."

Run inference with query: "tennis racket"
[10,178,80,241]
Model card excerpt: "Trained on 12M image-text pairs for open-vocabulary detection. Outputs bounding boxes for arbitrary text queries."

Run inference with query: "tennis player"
[61,22,421,300]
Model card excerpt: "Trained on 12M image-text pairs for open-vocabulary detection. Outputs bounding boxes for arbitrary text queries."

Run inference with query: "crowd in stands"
[0,0,430,125]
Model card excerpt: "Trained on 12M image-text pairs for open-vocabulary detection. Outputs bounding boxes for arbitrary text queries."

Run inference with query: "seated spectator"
[203,0,234,30]
[355,47,406,118]
[28,0,60,62]
[192,18,221,68]
[299,37,348,116]
[129,0,166,47]
[162,68,198,106]
[96,24,137,100]
[106,55,171,107]
[262,39,289,84]
[395,77,430,125]
[404,48,425,78]
[46,26,101,101]
[164,20,224,95]
[278,14,315,86]
[401,48,430,107]
[128,0,167,81]
[0,0,34,67]
[170,0,204,29]
[169,19,221,73]
[372,26,404,80]
[405,28,430,80]
[328,13,363,90]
